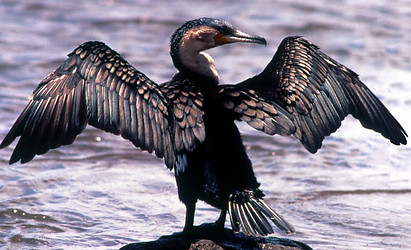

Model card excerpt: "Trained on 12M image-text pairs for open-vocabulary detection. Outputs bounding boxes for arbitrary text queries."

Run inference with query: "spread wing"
[0,41,201,168]
[235,36,407,152]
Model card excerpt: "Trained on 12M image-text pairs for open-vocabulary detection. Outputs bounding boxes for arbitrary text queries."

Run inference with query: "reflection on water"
[0,0,410,249]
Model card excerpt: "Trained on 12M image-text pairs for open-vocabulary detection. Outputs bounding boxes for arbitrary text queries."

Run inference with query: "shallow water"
[1,0,411,249]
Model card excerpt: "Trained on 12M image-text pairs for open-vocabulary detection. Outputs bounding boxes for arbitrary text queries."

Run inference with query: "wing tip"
[1,133,21,164]
[0,140,10,150]
[0,128,18,150]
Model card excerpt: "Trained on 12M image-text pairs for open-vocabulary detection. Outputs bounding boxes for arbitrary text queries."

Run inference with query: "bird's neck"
[174,45,220,83]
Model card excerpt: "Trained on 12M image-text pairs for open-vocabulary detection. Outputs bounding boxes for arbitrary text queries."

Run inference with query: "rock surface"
[120,228,312,250]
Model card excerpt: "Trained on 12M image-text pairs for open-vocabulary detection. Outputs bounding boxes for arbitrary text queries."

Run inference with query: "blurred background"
[0,0,410,249]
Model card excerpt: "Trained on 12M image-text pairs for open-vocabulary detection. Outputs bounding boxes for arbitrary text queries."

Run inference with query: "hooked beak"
[214,30,267,46]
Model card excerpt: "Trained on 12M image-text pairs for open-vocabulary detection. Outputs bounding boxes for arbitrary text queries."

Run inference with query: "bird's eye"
[195,29,217,42]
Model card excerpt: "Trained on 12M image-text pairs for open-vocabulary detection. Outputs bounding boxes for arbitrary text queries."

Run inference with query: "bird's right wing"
[160,83,206,154]
[0,42,178,168]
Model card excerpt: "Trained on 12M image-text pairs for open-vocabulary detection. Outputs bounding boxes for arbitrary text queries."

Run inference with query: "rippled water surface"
[1,0,411,249]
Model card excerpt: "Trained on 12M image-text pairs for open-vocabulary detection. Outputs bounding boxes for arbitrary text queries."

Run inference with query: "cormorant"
[0,18,407,237]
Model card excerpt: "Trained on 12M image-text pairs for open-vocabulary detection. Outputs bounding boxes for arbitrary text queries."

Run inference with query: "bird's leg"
[214,207,227,230]
[191,207,226,238]
[196,207,227,234]
[164,203,227,239]
[161,201,196,239]
[183,201,196,233]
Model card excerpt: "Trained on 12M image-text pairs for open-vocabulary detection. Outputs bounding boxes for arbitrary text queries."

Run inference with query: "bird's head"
[170,18,266,80]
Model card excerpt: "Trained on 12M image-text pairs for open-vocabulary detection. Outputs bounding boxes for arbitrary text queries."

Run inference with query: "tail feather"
[228,189,295,236]
[244,201,274,235]
[250,196,295,233]
[243,201,272,236]
[237,202,256,235]
[228,201,240,232]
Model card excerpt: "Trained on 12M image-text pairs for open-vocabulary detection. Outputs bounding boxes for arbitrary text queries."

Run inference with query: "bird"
[0,17,407,237]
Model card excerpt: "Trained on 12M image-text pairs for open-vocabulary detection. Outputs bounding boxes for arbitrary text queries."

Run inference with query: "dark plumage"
[0,17,407,237]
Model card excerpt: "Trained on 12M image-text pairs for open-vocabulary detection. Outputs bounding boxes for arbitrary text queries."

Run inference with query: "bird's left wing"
[233,36,407,152]
[0,41,177,168]
[219,36,406,238]
[216,85,295,136]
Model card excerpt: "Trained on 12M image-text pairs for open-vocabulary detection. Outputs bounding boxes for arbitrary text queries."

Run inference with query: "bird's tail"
[228,189,295,236]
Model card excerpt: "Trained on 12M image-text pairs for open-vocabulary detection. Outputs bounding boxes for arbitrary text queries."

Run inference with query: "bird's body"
[0,18,407,237]
[166,72,260,225]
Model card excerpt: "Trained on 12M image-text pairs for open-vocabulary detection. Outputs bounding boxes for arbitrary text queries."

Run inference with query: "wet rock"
[120,228,312,250]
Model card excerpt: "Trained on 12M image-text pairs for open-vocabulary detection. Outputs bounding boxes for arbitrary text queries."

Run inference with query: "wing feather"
[0,41,191,169]
[161,83,206,154]
[237,36,407,151]
[217,86,295,136]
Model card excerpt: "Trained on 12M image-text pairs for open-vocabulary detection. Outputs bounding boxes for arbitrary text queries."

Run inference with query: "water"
[1,0,410,249]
